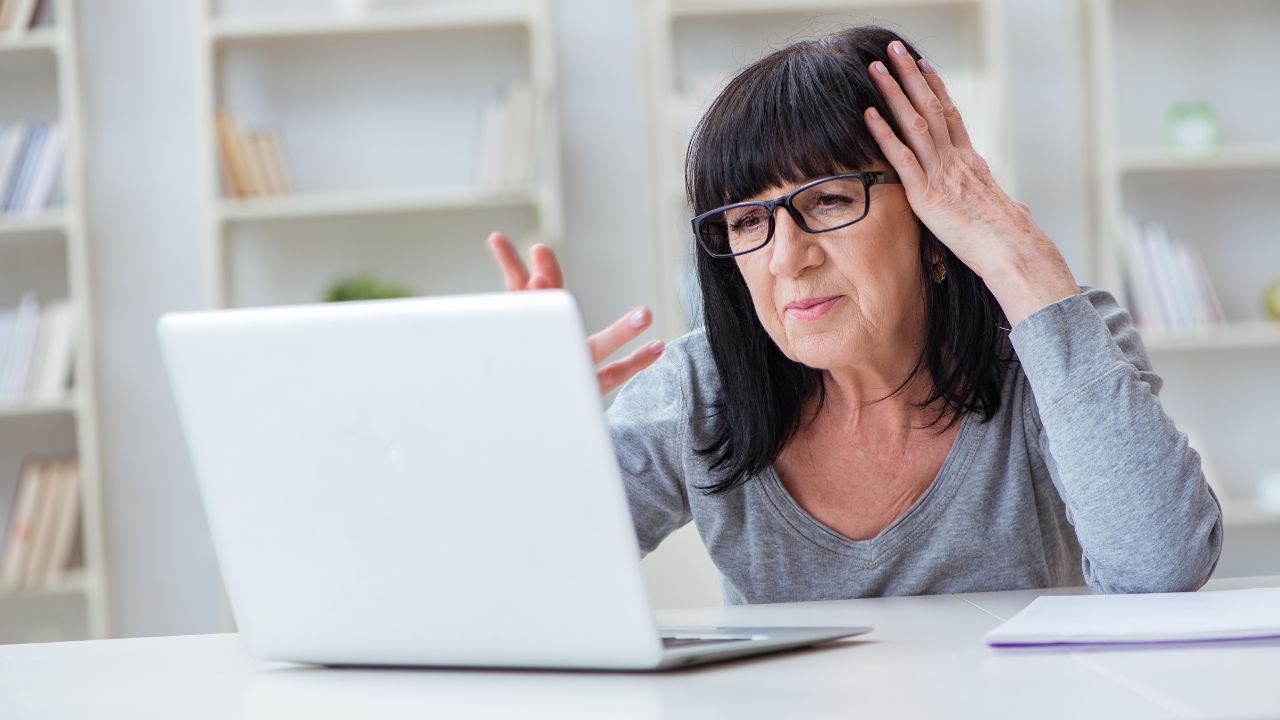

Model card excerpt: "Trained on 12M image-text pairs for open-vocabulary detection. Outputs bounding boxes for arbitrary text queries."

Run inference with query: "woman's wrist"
[975,230,1080,327]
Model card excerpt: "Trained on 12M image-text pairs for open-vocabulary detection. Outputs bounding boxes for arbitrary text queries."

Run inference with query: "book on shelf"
[1120,216,1225,333]
[0,120,65,216]
[216,112,293,199]
[0,294,77,406]
[0,455,81,592]
[0,0,45,38]
[474,81,543,193]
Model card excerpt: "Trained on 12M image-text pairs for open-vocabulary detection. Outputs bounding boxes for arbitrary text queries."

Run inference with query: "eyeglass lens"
[698,176,869,256]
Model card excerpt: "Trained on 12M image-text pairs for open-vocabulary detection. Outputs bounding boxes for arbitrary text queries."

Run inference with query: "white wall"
[79,0,222,636]
[80,0,1097,637]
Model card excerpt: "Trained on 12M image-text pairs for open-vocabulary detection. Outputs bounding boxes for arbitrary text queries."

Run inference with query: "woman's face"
[732,170,925,371]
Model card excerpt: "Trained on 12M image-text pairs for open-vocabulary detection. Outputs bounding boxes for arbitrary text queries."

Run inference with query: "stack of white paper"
[985,587,1280,647]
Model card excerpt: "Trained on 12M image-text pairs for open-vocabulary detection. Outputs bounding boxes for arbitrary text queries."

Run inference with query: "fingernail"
[629,309,648,328]
[872,61,889,75]
[890,41,906,56]
[866,106,882,120]
[919,58,937,74]
[648,340,665,354]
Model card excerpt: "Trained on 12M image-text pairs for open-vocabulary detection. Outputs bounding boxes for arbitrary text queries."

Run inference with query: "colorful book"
[6,121,45,212]
[216,114,251,198]
[0,123,34,212]
[0,459,46,591]
[21,120,64,213]
[5,0,38,38]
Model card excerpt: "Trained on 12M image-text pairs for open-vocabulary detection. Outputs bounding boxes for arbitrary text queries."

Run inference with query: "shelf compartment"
[208,5,531,43]
[217,188,540,224]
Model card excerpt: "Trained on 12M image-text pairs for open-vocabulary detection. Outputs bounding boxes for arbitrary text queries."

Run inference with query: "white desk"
[2,576,1277,719]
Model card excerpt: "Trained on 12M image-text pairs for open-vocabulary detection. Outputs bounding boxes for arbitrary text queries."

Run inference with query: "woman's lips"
[784,296,843,322]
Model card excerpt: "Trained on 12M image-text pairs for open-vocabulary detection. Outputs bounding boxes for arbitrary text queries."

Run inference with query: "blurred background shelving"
[197,0,562,310]
[1083,0,1280,549]
[0,0,110,644]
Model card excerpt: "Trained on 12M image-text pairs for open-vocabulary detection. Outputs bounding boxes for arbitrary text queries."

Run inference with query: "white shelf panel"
[1118,145,1280,174]
[1142,320,1280,352]
[217,188,539,224]
[0,396,78,419]
[209,6,531,43]
[0,27,61,54]
[0,210,67,237]
[670,0,982,18]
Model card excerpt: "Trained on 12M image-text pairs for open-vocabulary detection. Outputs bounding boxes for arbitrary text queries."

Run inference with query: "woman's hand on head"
[486,232,665,395]
[863,41,1079,326]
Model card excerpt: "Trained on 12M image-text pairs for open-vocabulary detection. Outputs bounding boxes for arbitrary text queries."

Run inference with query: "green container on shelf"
[1165,101,1218,160]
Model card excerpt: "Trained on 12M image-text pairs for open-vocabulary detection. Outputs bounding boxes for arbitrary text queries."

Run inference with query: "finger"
[864,105,927,191]
[916,58,974,150]
[486,232,530,291]
[587,306,652,364]
[869,59,941,170]
[597,340,665,395]
[529,243,563,289]
[883,40,954,153]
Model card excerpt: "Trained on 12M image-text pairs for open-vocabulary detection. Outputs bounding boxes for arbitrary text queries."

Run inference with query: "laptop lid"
[158,291,664,669]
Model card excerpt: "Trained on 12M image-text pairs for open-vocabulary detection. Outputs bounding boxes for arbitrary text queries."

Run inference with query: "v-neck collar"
[759,409,986,566]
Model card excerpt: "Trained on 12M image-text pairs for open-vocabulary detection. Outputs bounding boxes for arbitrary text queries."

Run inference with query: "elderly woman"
[489,26,1222,603]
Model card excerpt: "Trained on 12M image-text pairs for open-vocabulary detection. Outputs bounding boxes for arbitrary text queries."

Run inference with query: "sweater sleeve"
[604,338,694,556]
[1010,287,1223,593]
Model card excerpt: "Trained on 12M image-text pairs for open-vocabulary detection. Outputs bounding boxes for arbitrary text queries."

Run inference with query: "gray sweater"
[606,288,1223,604]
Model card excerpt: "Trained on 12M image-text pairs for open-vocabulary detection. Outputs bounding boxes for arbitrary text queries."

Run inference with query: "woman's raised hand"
[486,232,665,395]
[863,41,1078,326]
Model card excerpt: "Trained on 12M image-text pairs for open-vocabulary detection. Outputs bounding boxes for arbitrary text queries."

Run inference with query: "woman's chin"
[778,332,858,370]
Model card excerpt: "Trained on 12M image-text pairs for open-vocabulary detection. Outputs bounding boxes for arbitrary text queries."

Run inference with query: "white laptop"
[157,290,869,670]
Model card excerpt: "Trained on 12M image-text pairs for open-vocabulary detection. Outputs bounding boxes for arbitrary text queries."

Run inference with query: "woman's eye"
[815,193,853,207]
[730,213,765,232]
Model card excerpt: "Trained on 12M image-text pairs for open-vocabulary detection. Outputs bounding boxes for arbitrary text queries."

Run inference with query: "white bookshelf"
[0,0,111,643]
[194,0,561,625]
[196,0,563,310]
[644,0,1012,339]
[1083,0,1280,530]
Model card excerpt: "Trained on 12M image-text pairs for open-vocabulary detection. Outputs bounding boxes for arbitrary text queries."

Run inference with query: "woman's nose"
[768,207,821,277]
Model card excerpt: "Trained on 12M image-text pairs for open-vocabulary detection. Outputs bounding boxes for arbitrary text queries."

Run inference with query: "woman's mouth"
[784,296,843,322]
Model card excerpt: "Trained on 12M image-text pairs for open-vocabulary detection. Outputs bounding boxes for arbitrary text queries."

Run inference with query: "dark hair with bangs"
[687,25,1010,495]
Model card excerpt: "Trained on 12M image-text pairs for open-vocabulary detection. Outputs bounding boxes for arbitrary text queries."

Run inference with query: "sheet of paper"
[985,587,1280,646]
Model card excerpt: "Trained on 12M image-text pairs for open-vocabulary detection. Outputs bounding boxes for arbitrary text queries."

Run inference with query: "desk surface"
[2,576,1278,719]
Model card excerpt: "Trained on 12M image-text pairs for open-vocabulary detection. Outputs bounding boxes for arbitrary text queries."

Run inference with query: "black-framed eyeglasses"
[691,171,902,258]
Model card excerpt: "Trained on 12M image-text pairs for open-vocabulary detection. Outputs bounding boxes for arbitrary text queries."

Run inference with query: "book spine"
[0,292,41,401]
[6,121,45,213]
[42,458,81,585]
[0,123,34,212]
[22,120,65,213]
[215,114,249,198]
[1121,216,1163,330]
[0,459,45,591]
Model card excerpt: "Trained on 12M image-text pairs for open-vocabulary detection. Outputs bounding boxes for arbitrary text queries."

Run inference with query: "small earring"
[932,261,948,284]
